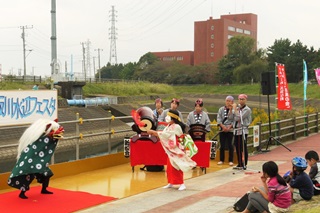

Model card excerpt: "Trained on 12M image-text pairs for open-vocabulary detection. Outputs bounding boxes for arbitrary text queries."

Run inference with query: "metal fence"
[0,112,319,164]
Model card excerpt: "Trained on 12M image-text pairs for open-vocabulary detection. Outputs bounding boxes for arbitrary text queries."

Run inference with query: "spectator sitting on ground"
[242,161,291,213]
[305,150,320,195]
[288,156,314,203]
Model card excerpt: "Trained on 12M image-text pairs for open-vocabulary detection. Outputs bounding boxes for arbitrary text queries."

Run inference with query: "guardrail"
[0,112,319,164]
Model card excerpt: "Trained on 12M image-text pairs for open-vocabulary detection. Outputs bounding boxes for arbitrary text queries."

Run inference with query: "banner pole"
[274,62,278,120]
[303,60,308,136]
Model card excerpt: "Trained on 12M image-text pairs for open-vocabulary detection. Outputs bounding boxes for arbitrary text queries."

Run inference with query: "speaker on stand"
[261,72,276,95]
[260,72,291,152]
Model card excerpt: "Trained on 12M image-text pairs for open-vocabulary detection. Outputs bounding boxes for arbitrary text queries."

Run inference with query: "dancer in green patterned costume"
[7,119,64,199]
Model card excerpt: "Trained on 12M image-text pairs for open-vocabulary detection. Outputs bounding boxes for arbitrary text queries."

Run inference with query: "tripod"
[263,94,291,152]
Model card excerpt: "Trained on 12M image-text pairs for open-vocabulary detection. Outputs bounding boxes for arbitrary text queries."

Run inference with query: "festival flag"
[277,63,292,110]
[315,68,320,86]
[303,60,308,101]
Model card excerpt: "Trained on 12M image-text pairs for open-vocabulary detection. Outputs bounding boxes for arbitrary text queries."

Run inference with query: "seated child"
[305,150,320,195]
[242,161,291,213]
[288,156,314,203]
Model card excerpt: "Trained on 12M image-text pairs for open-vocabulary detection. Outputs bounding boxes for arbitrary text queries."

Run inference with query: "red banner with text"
[277,64,292,110]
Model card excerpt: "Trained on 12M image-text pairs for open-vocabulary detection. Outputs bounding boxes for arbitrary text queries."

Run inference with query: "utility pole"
[51,0,57,77]
[95,48,103,82]
[86,39,91,79]
[20,25,33,81]
[65,61,68,78]
[81,42,86,81]
[93,56,96,80]
[109,6,117,65]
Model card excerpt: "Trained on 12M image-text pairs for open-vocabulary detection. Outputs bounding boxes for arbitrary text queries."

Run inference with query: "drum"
[188,124,206,142]
[136,106,158,132]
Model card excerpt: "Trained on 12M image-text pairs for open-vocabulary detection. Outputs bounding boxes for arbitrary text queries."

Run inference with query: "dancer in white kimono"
[148,109,196,191]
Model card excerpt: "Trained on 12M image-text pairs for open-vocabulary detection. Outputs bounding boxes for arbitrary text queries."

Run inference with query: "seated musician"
[186,99,211,142]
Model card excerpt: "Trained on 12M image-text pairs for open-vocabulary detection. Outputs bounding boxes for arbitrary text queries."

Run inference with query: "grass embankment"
[84,82,319,100]
[0,82,37,90]
[174,83,320,100]
[1,81,318,100]
[83,82,174,97]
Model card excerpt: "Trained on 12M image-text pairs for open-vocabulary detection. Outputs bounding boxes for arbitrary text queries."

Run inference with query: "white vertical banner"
[253,125,259,147]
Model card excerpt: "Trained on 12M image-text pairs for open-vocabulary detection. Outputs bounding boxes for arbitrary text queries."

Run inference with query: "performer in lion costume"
[7,119,64,199]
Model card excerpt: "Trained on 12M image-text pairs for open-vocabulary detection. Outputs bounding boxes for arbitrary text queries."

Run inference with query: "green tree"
[218,35,257,84]
[267,39,311,83]
[99,63,124,79]
[267,38,292,70]
[227,35,256,65]
[285,40,308,82]
[218,56,235,84]
[233,59,268,83]
[133,52,160,80]
[119,62,136,80]
[305,47,320,81]
[192,63,219,84]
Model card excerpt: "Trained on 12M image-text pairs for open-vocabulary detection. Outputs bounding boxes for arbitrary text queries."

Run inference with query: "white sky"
[0,0,319,78]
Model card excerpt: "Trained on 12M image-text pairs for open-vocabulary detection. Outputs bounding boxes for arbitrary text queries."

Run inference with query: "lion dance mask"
[7,119,64,199]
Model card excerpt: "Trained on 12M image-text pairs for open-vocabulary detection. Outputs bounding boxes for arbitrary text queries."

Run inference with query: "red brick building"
[152,13,257,66]
[150,51,194,66]
[194,13,257,65]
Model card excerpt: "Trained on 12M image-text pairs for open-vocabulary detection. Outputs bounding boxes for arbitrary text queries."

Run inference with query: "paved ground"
[77,133,320,213]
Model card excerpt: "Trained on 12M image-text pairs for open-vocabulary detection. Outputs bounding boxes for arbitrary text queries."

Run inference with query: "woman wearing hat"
[147,109,196,191]
[232,94,252,169]
[186,98,211,142]
[217,96,235,166]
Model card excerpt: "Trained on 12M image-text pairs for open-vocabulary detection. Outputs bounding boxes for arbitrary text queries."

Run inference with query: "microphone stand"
[239,108,247,169]
[233,105,260,174]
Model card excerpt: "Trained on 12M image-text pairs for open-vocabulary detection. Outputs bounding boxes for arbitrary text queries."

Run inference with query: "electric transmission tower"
[109,6,117,65]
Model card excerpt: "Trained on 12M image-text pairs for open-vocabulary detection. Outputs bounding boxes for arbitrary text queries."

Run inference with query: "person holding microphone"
[233,94,252,170]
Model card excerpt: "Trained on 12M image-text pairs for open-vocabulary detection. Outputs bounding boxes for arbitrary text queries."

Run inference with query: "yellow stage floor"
[0,160,231,199]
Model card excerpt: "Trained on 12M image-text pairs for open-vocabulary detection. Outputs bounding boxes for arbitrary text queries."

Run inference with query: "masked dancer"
[8,119,64,199]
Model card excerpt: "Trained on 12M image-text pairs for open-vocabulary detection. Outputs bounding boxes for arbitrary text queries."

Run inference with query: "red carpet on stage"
[0,186,117,213]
